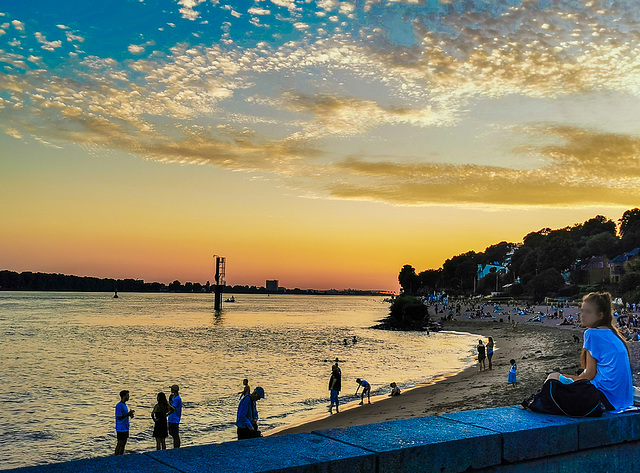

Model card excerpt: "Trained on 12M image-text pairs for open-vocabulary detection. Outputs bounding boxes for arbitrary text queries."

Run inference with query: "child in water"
[239,378,250,398]
[389,382,401,396]
[355,378,371,405]
[508,359,517,387]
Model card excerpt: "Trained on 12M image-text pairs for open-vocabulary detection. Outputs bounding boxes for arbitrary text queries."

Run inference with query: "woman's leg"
[155,438,161,451]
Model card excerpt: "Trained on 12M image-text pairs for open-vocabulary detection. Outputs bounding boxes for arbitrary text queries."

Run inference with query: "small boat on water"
[225,296,236,303]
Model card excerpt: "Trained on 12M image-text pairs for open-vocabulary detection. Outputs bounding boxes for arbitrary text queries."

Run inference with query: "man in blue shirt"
[168,384,182,448]
[114,390,135,455]
[236,387,265,440]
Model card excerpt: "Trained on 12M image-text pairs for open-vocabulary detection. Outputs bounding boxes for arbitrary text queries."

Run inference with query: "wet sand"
[268,304,639,436]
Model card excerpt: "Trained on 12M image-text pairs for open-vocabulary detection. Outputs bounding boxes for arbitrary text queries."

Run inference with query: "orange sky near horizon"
[0,139,630,291]
[3,2,640,291]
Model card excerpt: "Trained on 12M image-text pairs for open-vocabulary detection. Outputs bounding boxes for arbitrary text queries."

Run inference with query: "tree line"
[398,208,640,303]
[0,270,386,296]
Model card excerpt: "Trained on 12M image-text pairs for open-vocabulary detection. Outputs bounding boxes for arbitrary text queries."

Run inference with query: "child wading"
[355,378,371,405]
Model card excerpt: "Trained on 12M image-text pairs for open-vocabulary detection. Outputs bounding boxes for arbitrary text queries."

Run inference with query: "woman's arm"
[564,349,597,381]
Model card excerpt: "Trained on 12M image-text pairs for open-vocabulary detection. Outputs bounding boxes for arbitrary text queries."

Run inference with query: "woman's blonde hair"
[580,291,630,368]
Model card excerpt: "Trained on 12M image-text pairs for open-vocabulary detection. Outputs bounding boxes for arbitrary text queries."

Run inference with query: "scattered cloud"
[177,0,206,20]
[4,1,640,208]
[34,32,62,51]
[248,7,271,15]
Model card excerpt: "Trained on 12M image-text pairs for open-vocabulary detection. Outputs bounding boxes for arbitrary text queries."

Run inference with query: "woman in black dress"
[152,392,175,450]
[477,339,486,372]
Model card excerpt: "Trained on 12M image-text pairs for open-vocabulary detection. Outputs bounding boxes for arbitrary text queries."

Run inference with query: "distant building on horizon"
[266,279,279,292]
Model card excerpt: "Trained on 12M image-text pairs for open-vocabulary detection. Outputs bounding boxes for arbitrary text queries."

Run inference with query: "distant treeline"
[0,270,385,296]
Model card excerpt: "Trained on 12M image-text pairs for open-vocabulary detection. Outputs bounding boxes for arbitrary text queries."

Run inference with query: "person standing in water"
[329,364,342,413]
[239,378,250,398]
[236,387,265,440]
[152,392,174,450]
[355,378,371,405]
[168,385,182,448]
[114,390,135,455]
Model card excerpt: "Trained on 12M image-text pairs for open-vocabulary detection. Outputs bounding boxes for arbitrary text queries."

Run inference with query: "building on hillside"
[477,263,507,280]
[610,248,640,283]
[579,255,611,285]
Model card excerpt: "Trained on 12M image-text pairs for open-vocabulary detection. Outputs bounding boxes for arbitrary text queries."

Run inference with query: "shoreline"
[266,311,590,437]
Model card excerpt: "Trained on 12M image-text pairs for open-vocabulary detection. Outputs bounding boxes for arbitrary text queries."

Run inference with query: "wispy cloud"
[3,1,640,208]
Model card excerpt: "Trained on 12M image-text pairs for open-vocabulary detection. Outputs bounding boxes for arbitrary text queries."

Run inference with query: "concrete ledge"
[314,416,501,473]
[472,439,640,473]
[145,432,375,473]
[6,407,640,473]
[6,452,178,473]
[440,405,583,462]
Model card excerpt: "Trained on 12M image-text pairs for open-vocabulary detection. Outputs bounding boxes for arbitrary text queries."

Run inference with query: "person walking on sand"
[355,378,371,405]
[168,385,182,448]
[329,364,342,413]
[508,359,517,387]
[152,392,174,450]
[477,340,486,372]
[487,337,495,370]
[236,387,265,440]
[114,390,135,455]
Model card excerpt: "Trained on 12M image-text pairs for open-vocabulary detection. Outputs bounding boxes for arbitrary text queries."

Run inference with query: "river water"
[0,292,480,469]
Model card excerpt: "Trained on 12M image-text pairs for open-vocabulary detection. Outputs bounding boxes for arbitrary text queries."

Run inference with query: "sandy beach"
[268,303,640,436]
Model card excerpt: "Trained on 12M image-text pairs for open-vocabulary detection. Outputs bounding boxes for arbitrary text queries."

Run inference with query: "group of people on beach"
[115,291,636,454]
[466,292,636,413]
[475,336,518,386]
[114,384,182,455]
[326,359,401,415]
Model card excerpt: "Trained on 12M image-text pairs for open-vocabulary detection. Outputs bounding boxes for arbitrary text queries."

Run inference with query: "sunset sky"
[2,0,640,290]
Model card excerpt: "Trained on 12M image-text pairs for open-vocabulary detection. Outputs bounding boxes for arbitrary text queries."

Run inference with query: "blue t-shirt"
[168,395,182,424]
[236,395,256,429]
[583,327,634,412]
[360,380,370,390]
[115,401,129,432]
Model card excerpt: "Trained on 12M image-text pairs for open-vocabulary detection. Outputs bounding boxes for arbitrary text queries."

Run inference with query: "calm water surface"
[0,292,480,469]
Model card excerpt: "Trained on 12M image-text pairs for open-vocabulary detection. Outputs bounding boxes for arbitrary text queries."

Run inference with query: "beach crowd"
[114,292,638,454]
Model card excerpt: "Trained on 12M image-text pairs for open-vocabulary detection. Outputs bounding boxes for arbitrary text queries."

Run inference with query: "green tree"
[382,295,430,330]
[536,230,576,273]
[527,268,565,302]
[398,265,419,294]
[418,269,440,294]
[619,208,640,238]
[580,232,620,259]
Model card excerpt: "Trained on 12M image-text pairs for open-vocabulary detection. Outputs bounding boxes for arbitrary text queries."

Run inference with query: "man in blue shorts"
[115,390,135,455]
